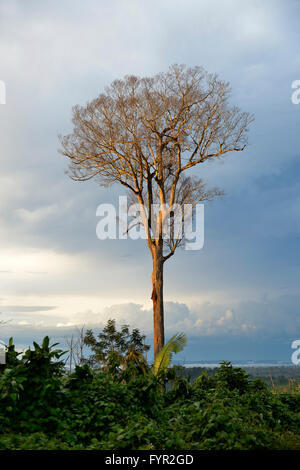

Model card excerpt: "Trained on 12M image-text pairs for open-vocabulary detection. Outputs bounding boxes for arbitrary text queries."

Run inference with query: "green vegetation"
[83,319,150,371]
[180,365,300,388]
[0,330,300,450]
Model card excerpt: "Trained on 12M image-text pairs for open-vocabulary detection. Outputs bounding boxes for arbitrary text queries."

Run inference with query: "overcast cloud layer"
[0,0,300,361]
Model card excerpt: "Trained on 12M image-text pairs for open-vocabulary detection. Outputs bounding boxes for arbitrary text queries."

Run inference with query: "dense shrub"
[0,337,299,450]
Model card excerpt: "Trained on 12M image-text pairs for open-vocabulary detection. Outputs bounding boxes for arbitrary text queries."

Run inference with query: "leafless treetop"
[60,64,253,258]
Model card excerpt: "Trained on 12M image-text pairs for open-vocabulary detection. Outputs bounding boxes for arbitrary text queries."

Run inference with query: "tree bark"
[151,246,164,359]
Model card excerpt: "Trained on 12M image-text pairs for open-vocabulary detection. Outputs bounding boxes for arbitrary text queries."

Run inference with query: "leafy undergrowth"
[0,337,300,450]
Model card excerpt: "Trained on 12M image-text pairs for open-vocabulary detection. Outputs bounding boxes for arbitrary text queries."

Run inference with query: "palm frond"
[153,333,187,376]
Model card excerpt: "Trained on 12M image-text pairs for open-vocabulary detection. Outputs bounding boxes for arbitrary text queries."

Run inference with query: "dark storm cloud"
[0,306,57,312]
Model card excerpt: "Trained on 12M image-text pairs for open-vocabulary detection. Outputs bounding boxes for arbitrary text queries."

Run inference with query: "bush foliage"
[0,335,299,450]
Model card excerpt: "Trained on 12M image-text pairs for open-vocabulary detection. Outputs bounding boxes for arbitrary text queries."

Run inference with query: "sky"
[0,0,300,362]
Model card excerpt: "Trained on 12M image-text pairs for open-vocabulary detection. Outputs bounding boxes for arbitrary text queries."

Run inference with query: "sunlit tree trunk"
[151,243,164,359]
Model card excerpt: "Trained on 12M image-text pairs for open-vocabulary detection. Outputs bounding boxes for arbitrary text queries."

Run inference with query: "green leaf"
[153,333,187,376]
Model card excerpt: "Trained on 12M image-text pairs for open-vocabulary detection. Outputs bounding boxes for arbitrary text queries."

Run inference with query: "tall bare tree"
[60,64,253,359]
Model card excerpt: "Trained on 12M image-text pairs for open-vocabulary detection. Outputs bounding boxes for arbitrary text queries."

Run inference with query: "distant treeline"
[180,365,300,387]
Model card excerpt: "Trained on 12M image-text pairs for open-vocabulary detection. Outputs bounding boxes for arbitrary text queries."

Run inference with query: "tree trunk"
[151,247,164,359]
